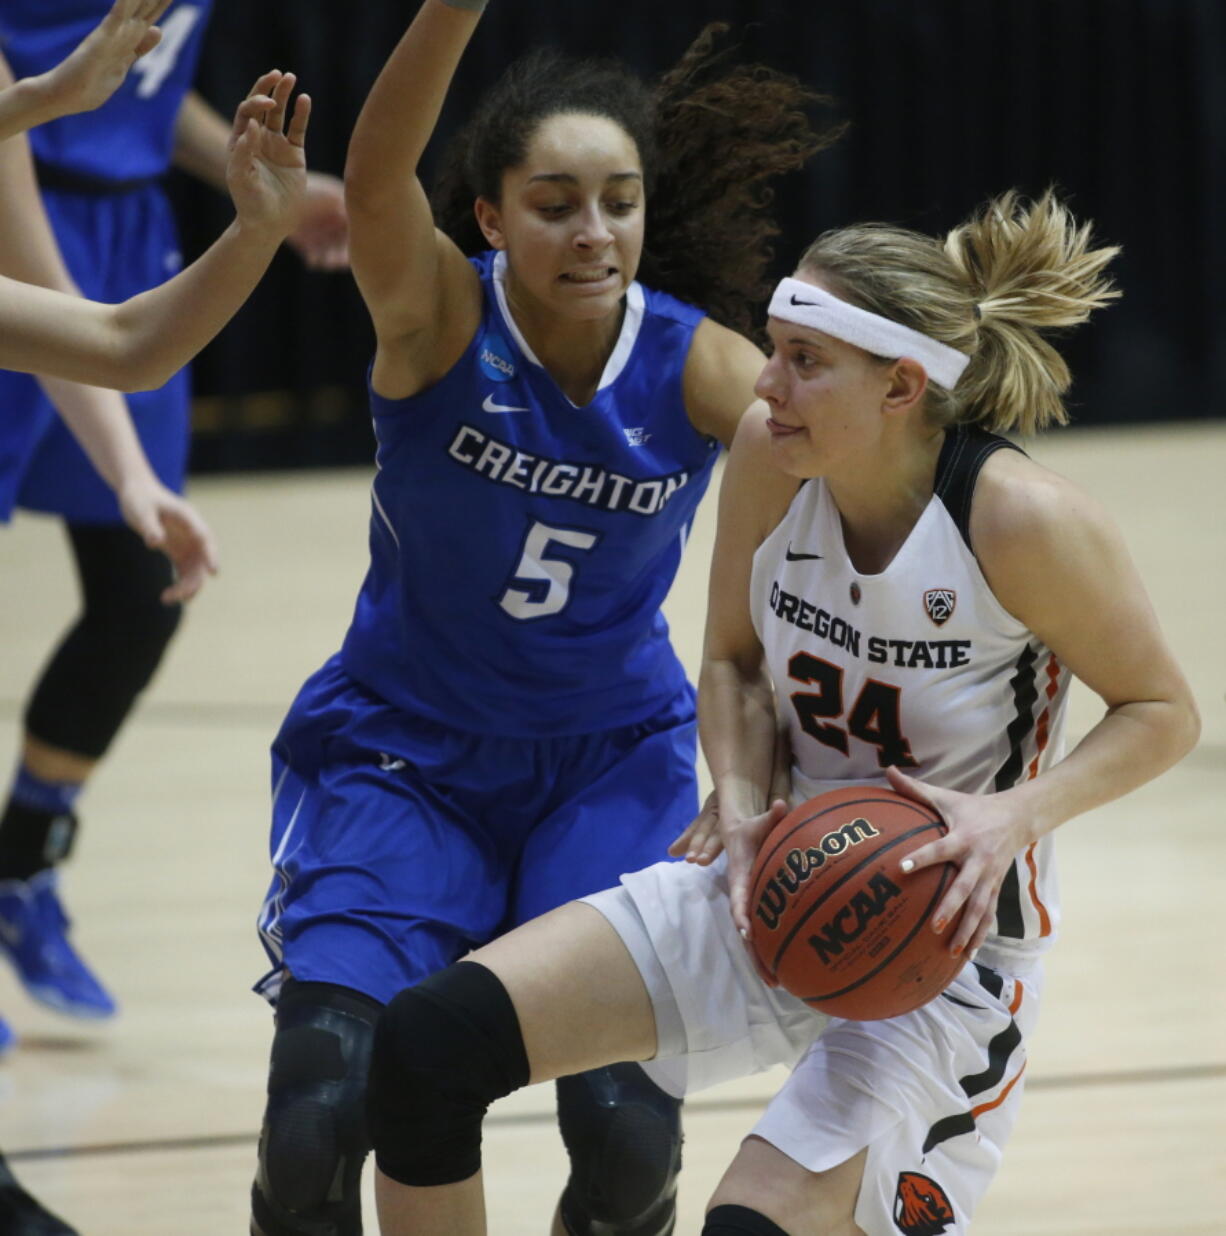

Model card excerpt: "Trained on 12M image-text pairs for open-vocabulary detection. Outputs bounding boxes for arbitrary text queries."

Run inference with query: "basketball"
[747,786,964,1020]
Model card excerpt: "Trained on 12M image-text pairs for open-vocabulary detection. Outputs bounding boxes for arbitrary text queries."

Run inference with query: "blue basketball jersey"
[340,251,720,737]
[0,0,212,182]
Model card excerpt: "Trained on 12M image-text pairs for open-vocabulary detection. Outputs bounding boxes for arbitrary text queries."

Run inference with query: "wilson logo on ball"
[753,817,880,932]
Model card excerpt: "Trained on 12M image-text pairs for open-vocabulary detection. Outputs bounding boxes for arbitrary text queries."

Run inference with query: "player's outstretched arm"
[344,0,486,361]
[0,0,172,141]
[0,73,308,393]
[0,44,219,598]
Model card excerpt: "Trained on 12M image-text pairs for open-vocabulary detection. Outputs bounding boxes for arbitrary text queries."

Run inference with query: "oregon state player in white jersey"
[751,425,1066,970]
[359,190,1198,1236]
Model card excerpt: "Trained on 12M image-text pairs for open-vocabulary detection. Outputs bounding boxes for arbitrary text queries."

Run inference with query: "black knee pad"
[368,961,530,1188]
[251,981,382,1236]
[26,523,182,758]
[702,1205,790,1236]
[557,1062,684,1236]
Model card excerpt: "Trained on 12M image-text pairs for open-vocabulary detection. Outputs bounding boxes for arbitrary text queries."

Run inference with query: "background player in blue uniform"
[0,8,316,1228]
[249,3,840,1235]
[0,0,349,1028]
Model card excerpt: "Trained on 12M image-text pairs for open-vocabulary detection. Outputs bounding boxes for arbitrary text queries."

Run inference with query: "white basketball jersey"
[749,428,1068,966]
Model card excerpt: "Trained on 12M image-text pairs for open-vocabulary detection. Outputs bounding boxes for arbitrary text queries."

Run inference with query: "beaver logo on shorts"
[893,1170,955,1234]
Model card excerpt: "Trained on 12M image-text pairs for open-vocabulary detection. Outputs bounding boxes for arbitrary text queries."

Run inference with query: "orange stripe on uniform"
[1024,843,1053,936]
[1023,653,1060,931]
[970,1060,1027,1120]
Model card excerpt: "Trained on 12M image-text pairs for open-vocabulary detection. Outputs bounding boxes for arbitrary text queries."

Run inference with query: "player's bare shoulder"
[682,317,766,446]
[970,443,1126,625]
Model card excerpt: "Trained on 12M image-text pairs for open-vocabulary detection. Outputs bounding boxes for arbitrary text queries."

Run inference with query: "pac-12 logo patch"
[478,332,516,383]
[923,588,956,627]
[893,1171,955,1235]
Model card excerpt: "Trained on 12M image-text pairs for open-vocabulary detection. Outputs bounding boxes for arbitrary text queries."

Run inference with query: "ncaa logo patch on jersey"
[893,1171,955,1235]
[478,331,516,383]
[923,588,956,626]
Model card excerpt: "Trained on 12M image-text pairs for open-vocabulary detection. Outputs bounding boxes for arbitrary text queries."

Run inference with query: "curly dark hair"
[431,24,843,337]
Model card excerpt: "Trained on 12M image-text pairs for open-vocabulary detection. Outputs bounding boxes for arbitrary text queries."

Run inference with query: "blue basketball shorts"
[0,183,190,525]
[255,654,700,1005]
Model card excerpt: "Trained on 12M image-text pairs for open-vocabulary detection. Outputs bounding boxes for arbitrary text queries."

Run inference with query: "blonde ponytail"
[944,190,1120,433]
[797,190,1120,434]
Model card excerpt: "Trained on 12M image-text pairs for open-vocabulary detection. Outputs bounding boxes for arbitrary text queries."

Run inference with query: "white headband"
[768,277,971,390]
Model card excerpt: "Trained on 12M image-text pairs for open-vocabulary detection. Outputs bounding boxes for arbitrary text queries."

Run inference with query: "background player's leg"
[0,522,180,1019]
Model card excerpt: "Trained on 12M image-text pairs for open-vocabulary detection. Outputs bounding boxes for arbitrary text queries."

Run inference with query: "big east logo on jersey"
[893,1171,955,1235]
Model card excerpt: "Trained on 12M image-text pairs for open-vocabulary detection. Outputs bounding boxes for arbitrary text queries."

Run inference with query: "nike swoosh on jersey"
[482,395,530,413]
[785,544,823,561]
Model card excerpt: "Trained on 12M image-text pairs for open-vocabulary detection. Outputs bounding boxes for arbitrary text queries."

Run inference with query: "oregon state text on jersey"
[340,251,719,737]
[749,428,1069,964]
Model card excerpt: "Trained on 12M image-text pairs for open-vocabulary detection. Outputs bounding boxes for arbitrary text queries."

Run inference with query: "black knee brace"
[702,1205,790,1236]
[251,981,382,1236]
[557,1063,684,1236]
[25,523,181,759]
[368,961,530,1188]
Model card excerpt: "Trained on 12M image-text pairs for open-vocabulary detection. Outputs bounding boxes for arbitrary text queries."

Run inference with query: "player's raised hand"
[40,0,174,117]
[226,71,311,240]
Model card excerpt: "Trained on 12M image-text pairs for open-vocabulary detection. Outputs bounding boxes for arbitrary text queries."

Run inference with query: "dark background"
[175,0,1226,474]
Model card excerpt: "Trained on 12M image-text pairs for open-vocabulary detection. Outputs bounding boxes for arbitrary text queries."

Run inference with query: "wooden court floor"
[0,420,1222,1234]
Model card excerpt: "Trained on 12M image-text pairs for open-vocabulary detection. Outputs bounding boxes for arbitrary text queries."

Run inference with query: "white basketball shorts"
[582,855,1043,1235]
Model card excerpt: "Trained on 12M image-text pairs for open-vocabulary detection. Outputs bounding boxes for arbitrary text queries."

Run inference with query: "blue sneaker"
[0,1013,14,1056]
[0,872,116,1019]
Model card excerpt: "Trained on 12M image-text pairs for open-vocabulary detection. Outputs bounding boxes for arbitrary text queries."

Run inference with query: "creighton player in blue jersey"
[249,3,840,1236]
[0,0,348,1027]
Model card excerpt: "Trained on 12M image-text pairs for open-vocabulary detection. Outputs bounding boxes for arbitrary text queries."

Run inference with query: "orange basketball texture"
[747,786,964,1020]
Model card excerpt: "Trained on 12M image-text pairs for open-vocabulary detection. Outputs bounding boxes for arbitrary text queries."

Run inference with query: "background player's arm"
[174,90,349,271]
[344,0,487,395]
[893,451,1201,955]
[683,409,801,935]
[0,76,307,394]
[0,0,171,141]
[682,318,767,447]
[0,43,217,598]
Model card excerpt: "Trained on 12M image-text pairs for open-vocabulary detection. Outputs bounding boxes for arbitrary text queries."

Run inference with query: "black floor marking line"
[8,1061,1226,1164]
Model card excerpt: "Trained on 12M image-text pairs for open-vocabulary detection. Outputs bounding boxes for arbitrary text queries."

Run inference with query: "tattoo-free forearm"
[699,656,781,819]
[345,0,485,205]
[107,219,282,388]
[1002,696,1200,845]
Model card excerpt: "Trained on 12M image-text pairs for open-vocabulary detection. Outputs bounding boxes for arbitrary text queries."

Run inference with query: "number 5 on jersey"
[499,521,599,620]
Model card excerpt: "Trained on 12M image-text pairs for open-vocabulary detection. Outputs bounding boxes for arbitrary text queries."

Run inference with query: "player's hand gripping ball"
[747,786,964,1019]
